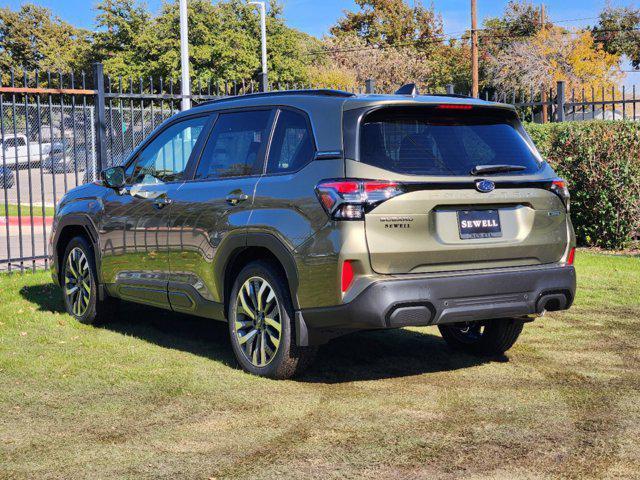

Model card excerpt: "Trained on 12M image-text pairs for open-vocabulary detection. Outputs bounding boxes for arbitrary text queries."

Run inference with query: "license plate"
[457,209,502,239]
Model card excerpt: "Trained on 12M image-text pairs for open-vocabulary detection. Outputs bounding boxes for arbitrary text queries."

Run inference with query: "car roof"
[187,89,513,114]
[178,89,515,152]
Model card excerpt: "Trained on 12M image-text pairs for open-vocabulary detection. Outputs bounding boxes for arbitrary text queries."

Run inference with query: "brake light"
[318,181,359,194]
[315,179,405,220]
[436,104,473,110]
[341,260,355,292]
[566,247,576,266]
[550,178,570,212]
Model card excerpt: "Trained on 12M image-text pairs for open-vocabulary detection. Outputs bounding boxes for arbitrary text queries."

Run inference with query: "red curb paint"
[0,216,53,227]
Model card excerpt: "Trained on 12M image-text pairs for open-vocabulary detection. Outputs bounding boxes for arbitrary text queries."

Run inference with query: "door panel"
[167,178,258,311]
[99,115,210,306]
[167,109,273,314]
[99,183,180,308]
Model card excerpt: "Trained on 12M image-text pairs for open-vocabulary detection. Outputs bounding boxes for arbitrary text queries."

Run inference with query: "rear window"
[359,106,541,176]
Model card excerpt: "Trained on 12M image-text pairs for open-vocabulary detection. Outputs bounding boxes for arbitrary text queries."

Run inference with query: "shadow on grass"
[20,283,496,382]
[303,329,495,383]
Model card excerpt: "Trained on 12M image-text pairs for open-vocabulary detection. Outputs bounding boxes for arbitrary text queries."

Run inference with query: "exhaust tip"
[536,292,569,313]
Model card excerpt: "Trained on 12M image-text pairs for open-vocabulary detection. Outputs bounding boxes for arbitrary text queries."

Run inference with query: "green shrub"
[525,121,640,249]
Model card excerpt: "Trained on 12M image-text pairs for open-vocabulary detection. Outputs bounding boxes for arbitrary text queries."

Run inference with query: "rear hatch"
[347,104,569,274]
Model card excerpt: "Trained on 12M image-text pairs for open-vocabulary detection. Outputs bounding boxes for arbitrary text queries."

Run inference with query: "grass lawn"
[1,251,639,479]
[1,203,55,217]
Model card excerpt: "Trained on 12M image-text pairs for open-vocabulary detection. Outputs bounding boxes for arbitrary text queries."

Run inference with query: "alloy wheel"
[64,247,91,317]
[233,276,282,367]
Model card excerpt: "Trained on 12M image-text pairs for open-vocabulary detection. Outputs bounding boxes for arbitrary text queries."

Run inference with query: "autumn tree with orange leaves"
[485,25,622,97]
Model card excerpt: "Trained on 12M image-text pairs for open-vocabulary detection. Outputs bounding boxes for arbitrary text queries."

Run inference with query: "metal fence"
[1,64,639,271]
[470,81,640,123]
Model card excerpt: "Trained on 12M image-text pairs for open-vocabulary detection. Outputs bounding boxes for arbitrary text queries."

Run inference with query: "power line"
[553,16,599,24]
[304,26,640,57]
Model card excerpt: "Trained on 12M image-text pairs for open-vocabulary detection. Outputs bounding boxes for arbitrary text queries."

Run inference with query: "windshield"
[359,106,541,176]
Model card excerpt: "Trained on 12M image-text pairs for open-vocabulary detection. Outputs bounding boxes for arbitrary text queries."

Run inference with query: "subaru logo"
[475,179,495,193]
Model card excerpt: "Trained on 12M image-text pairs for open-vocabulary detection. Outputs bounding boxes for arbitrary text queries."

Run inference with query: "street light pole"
[179,0,191,110]
[249,1,268,91]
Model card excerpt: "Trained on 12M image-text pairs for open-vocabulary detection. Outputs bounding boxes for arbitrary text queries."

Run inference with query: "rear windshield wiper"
[470,164,527,175]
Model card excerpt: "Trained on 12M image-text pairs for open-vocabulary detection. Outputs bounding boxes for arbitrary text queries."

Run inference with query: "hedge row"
[525,121,640,250]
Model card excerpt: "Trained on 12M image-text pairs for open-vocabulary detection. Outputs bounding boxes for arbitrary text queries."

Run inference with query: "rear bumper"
[296,264,576,345]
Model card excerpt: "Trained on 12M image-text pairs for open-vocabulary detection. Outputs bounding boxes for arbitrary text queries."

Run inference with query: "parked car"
[43,140,88,174]
[0,133,51,168]
[50,86,576,379]
[0,166,14,189]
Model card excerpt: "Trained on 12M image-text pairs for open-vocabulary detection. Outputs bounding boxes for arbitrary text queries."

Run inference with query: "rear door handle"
[226,193,249,206]
[153,197,172,209]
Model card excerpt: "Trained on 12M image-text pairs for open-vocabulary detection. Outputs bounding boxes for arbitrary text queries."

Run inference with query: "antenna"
[395,83,419,96]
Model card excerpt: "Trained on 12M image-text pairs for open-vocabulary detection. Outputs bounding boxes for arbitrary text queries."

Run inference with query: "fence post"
[446,84,455,95]
[365,79,375,94]
[93,63,107,172]
[258,73,268,92]
[556,80,566,122]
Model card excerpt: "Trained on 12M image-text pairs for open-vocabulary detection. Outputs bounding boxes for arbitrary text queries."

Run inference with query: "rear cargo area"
[348,104,570,274]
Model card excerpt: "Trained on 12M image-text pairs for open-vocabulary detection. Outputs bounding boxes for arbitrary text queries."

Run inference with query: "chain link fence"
[1,65,639,271]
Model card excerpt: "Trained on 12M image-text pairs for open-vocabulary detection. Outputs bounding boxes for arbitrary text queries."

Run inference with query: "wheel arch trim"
[216,232,300,311]
[53,214,101,286]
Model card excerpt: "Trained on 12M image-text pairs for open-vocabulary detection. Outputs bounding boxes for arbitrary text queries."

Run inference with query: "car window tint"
[266,110,314,174]
[126,116,206,185]
[359,107,540,176]
[195,110,271,180]
[5,137,25,148]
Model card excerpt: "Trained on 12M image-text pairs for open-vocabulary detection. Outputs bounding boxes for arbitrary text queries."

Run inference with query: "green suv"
[50,87,576,379]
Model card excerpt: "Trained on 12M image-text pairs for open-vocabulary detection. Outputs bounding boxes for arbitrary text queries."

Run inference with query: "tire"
[228,260,316,379]
[438,318,524,356]
[61,236,118,325]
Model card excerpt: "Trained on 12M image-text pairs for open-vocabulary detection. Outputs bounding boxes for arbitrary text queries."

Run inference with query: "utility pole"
[471,0,479,98]
[249,1,268,91]
[179,0,191,110]
[540,4,548,123]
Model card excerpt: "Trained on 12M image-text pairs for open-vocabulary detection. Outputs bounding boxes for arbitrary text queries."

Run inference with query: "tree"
[321,0,467,92]
[93,0,150,77]
[0,4,92,73]
[480,0,547,91]
[330,0,443,49]
[486,26,622,95]
[592,5,640,69]
[316,35,432,92]
[93,0,317,84]
[483,0,545,42]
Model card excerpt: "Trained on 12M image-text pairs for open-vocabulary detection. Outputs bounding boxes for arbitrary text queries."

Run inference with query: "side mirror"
[101,166,126,189]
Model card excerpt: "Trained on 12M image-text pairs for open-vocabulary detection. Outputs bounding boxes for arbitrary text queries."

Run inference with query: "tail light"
[435,104,473,110]
[315,179,405,220]
[550,178,570,212]
[566,247,576,266]
[341,260,355,292]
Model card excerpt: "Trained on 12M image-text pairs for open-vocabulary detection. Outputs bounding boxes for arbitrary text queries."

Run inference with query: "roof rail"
[395,83,473,99]
[196,89,356,106]
[436,93,473,99]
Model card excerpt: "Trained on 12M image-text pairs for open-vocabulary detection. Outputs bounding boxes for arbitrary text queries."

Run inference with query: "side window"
[266,110,314,174]
[5,137,25,148]
[195,110,271,180]
[125,116,207,185]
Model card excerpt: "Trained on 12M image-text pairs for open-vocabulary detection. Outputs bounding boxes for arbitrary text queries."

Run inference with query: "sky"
[4,0,639,83]
[4,0,636,37]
